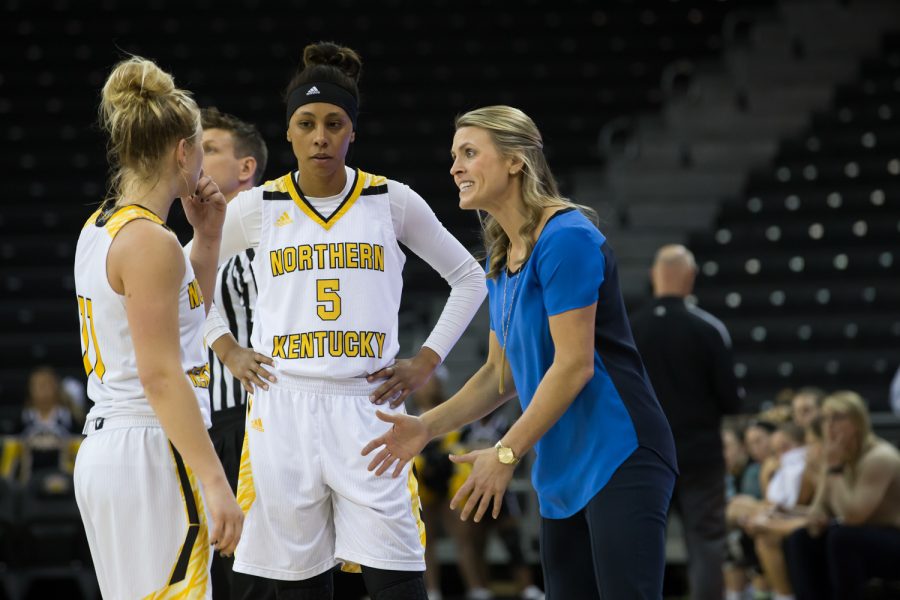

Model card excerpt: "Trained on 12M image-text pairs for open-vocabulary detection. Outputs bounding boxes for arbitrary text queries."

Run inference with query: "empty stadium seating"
[690,31,900,410]
[1,0,774,402]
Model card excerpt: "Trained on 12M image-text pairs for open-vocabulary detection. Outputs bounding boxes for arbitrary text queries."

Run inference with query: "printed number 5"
[316,279,341,321]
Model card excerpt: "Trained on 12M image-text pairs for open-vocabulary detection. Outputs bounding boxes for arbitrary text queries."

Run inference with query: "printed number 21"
[77,295,106,380]
[316,279,341,321]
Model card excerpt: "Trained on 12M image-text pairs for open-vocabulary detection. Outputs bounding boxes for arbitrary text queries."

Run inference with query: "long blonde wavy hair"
[454,106,597,279]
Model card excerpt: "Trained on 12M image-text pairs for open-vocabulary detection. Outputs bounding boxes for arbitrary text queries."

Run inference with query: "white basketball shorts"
[233,375,426,581]
[74,416,212,599]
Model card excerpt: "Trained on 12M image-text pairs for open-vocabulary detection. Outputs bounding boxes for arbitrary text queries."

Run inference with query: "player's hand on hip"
[449,449,515,523]
[183,170,227,239]
[204,478,244,557]
[367,347,441,408]
[222,345,276,393]
[361,411,429,478]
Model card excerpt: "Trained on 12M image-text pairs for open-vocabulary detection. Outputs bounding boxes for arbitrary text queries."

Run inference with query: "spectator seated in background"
[764,423,809,511]
[723,424,765,600]
[784,391,900,600]
[757,388,795,427]
[743,418,824,600]
[741,419,777,500]
[789,387,824,431]
[5,366,84,482]
[724,426,753,502]
[727,419,781,533]
[728,422,810,534]
[725,415,821,599]
[60,375,88,420]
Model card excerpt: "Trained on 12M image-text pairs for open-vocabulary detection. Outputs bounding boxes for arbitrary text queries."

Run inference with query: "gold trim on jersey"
[260,177,290,204]
[236,395,257,515]
[99,205,166,238]
[282,169,380,231]
[340,562,363,574]
[408,468,426,549]
[143,444,209,599]
[368,174,387,187]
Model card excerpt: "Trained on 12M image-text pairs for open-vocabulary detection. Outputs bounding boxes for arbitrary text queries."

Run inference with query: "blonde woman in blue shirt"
[364,106,678,599]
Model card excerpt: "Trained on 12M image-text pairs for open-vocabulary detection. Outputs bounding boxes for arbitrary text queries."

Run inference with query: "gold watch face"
[497,445,516,465]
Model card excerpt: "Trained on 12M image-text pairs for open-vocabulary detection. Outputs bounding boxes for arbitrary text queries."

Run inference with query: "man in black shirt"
[630,244,742,600]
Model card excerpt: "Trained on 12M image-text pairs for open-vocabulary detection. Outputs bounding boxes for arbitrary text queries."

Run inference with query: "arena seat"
[0,477,20,600]
[691,30,900,410]
[16,470,97,600]
[6,0,773,404]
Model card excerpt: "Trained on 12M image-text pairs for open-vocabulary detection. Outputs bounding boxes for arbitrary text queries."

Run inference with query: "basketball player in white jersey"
[199,106,276,600]
[73,56,243,599]
[196,42,486,599]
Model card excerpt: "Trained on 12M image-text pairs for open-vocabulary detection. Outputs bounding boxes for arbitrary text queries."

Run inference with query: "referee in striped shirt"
[200,107,274,600]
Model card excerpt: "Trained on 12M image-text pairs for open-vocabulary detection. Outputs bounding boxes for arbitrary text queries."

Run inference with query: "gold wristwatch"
[495,441,520,465]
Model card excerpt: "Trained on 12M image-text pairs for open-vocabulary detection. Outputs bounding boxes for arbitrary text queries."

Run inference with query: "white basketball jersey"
[252,169,405,378]
[74,205,211,426]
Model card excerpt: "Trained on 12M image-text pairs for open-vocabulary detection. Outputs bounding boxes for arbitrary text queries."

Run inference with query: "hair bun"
[102,57,175,111]
[301,41,362,82]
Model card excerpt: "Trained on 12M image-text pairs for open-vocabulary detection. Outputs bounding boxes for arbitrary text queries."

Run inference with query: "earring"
[178,164,193,198]
[181,171,191,198]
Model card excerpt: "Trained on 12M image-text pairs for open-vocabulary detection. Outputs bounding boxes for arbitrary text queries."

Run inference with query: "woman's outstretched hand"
[361,410,430,478]
[448,448,516,523]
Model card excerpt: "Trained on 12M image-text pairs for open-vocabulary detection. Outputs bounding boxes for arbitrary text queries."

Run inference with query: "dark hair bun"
[302,41,362,82]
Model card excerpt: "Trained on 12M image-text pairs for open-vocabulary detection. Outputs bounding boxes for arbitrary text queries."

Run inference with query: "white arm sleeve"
[203,301,231,347]
[182,187,262,267]
[391,182,486,361]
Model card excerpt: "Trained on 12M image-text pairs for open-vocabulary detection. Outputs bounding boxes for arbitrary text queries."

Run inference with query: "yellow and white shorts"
[234,375,426,581]
[74,416,211,599]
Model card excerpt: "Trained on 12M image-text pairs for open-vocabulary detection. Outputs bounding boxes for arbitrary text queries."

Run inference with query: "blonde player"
[73,56,243,599]
[200,42,486,599]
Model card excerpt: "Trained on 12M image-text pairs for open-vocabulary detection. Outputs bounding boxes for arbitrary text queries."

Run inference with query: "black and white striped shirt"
[208,249,257,415]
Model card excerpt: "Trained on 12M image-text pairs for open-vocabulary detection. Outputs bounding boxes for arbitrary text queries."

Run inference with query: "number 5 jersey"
[204,166,486,379]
